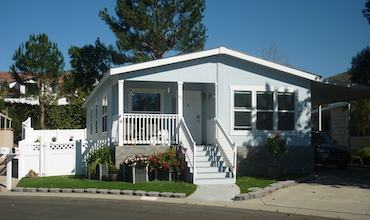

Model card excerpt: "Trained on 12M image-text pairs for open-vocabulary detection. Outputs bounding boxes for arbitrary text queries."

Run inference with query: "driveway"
[239,166,370,220]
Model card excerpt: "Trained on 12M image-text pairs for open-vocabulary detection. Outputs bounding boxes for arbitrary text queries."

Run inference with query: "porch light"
[130,89,134,96]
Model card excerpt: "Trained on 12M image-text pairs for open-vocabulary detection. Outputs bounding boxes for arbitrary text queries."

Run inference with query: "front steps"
[194,145,234,185]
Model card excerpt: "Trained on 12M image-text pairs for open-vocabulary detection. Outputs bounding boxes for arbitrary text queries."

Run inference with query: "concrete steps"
[194,145,234,185]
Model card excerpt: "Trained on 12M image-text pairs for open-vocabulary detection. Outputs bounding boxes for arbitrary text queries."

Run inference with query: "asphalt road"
[0,196,334,220]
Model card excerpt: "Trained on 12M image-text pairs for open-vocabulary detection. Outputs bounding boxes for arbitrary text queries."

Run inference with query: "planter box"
[124,166,148,184]
[149,169,173,181]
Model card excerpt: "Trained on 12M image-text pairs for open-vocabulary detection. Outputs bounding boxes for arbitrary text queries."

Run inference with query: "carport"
[311,78,370,149]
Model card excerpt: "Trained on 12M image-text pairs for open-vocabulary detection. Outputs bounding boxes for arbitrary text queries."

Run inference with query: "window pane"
[278,92,295,110]
[278,112,295,130]
[132,93,161,111]
[257,112,273,130]
[234,91,251,109]
[235,112,251,130]
[257,92,273,110]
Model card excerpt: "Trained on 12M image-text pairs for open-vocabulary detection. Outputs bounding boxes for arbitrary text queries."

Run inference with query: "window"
[278,92,295,130]
[234,91,251,130]
[257,92,273,130]
[90,108,93,135]
[102,96,108,132]
[129,89,164,113]
[95,105,98,134]
[232,87,296,132]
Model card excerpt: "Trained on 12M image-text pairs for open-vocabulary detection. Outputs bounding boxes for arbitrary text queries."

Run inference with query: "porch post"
[118,79,124,146]
[178,81,183,118]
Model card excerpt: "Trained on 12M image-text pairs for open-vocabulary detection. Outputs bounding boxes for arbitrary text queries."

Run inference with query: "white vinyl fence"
[17,140,89,179]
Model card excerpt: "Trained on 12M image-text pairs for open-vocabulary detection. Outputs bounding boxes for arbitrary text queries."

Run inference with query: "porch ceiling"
[311,80,370,106]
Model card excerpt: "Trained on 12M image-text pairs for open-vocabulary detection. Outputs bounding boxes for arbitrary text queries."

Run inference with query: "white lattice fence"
[18,141,89,179]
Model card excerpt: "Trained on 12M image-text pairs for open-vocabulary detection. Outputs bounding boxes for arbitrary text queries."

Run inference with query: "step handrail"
[214,118,237,182]
[178,118,196,183]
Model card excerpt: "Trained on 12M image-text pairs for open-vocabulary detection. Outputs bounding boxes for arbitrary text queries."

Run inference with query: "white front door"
[184,90,202,144]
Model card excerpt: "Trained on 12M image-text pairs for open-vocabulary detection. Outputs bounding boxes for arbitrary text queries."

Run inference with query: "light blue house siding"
[83,47,315,176]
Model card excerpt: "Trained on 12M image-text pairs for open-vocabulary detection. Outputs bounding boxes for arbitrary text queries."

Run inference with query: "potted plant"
[69,136,74,142]
[148,148,186,181]
[122,154,149,183]
[86,145,113,181]
[108,165,118,181]
[52,137,57,142]
[265,131,287,178]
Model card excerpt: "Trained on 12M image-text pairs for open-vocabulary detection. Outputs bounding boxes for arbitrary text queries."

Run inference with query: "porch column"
[178,81,183,118]
[118,79,124,146]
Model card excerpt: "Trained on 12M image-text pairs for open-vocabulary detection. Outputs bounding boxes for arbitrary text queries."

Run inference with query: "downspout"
[347,102,351,151]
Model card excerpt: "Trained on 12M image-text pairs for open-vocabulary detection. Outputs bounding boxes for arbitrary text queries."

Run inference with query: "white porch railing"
[114,114,179,145]
[209,118,237,182]
[178,118,196,182]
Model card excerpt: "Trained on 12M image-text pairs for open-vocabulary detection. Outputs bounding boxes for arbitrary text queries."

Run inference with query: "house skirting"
[237,145,315,176]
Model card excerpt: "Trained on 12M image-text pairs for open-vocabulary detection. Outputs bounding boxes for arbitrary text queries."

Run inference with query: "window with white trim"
[129,88,164,113]
[95,104,98,134]
[234,91,252,130]
[102,96,108,132]
[232,87,296,132]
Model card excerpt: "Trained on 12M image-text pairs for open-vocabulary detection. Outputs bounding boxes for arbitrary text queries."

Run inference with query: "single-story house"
[82,46,370,184]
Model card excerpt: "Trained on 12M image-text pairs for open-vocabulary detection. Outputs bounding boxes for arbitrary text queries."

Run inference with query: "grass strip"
[236,174,307,193]
[17,176,197,196]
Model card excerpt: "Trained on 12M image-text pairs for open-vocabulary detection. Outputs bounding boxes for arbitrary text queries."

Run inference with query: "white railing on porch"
[114,114,179,145]
[178,118,196,182]
[208,118,237,182]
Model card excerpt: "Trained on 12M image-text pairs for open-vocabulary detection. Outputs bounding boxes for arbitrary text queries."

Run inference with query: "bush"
[357,147,370,165]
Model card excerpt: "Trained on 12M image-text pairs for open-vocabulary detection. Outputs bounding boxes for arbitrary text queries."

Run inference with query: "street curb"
[11,186,186,199]
[234,174,318,201]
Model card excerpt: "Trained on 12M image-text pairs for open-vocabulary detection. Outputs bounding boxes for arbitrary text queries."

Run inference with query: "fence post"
[40,143,47,177]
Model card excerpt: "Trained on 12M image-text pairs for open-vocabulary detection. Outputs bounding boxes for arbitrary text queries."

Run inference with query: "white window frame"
[230,85,297,135]
[128,88,165,113]
[102,94,108,133]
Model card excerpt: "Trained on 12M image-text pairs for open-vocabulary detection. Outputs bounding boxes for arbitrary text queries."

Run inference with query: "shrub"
[86,146,113,175]
[149,148,186,174]
[357,147,370,165]
[123,154,150,169]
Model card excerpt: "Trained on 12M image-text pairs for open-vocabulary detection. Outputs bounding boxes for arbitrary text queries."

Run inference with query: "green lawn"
[236,174,308,193]
[17,174,307,195]
[17,176,197,196]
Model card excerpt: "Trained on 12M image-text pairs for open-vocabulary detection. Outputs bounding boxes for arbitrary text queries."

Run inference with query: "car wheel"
[337,162,348,169]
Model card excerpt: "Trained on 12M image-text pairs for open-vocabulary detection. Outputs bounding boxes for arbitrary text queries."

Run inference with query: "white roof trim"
[83,46,323,107]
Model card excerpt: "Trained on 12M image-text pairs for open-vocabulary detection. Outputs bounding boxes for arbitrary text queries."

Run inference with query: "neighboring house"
[0,71,68,105]
[82,47,370,184]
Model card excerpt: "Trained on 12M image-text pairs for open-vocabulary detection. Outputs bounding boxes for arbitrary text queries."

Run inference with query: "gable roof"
[83,46,370,107]
[108,46,322,81]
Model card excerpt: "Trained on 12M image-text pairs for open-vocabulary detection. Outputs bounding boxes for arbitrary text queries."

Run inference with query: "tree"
[62,39,123,104]
[348,47,370,136]
[259,41,291,66]
[10,33,64,129]
[349,47,370,85]
[99,0,207,62]
[363,1,370,24]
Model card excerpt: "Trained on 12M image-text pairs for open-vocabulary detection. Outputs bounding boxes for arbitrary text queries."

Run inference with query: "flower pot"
[124,166,148,184]
[149,169,173,181]
[108,173,117,181]
[268,166,281,179]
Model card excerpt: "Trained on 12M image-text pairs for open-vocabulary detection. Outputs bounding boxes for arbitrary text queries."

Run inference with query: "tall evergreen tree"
[63,39,123,104]
[10,33,64,129]
[99,0,207,62]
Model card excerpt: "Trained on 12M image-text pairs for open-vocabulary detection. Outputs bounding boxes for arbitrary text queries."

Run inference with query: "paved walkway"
[185,184,240,202]
[0,175,19,192]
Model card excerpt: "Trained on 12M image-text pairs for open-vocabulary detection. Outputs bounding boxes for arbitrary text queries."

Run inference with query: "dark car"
[312,131,350,169]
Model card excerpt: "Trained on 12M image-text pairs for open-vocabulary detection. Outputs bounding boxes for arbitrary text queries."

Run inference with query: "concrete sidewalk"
[2,166,370,220]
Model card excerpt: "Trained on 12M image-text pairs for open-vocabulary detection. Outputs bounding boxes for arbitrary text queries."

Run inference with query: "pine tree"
[10,33,64,129]
[99,0,207,62]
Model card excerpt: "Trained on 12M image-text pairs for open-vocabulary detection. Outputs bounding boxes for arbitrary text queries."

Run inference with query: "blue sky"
[1,0,370,78]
